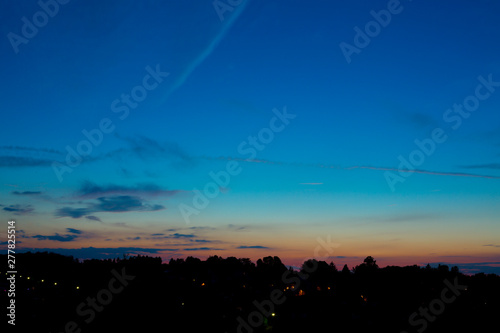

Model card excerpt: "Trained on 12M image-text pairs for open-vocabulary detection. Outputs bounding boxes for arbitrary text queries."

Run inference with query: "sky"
[0,0,499,274]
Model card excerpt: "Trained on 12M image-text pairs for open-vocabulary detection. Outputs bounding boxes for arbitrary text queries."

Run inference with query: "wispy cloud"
[344,166,500,179]
[227,224,247,231]
[66,228,82,234]
[90,195,164,213]
[236,245,269,249]
[0,146,91,167]
[459,163,500,170]
[5,142,497,184]
[206,156,500,180]
[0,240,22,245]
[328,256,360,259]
[0,137,192,169]
[345,213,436,225]
[0,156,54,167]
[55,195,165,219]
[17,247,179,259]
[76,180,181,199]
[30,228,88,242]
[112,135,194,166]
[32,233,79,242]
[55,207,90,219]
[108,222,135,229]
[171,233,195,239]
[381,213,436,223]
[405,111,439,130]
[11,190,42,196]
[0,145,62,156]
[483,244,500,248]
[85,215,102,222]
[183,247,224,251]
[425,261,500,275]
[3,204,34,215]
[188,226,216,231]
[146,233,200,241]
[163,226,216,232]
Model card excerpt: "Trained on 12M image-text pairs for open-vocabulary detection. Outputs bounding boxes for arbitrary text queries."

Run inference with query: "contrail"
[346,165,500,179]
[160,2,248,103]
[202,156,500,180]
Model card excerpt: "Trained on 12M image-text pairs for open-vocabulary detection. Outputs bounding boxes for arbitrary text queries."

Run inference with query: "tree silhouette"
[363,256,377,267]
[3,252,499,333]
[353,256,379,274]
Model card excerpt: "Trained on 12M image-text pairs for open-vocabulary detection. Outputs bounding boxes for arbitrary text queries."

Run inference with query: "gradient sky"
[1,0,499,274]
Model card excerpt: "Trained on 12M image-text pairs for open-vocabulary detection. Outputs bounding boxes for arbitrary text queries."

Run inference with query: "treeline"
[1,252,498,333]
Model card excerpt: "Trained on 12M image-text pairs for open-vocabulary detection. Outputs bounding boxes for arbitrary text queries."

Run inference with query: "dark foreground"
[1,252,499,332]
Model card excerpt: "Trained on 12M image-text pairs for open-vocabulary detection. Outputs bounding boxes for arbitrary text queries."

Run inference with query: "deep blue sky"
[0,0,499,274]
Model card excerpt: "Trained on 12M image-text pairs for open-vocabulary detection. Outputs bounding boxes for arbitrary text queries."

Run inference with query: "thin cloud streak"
[3,204,34,215]
[76,180,181,199]
[55,195,165,219]
[347,165,500,179]
[206,156,500,180]
[237,245,269,249]
[458,163,500,170]
[11,191,42,195]
[160,1,248,102]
